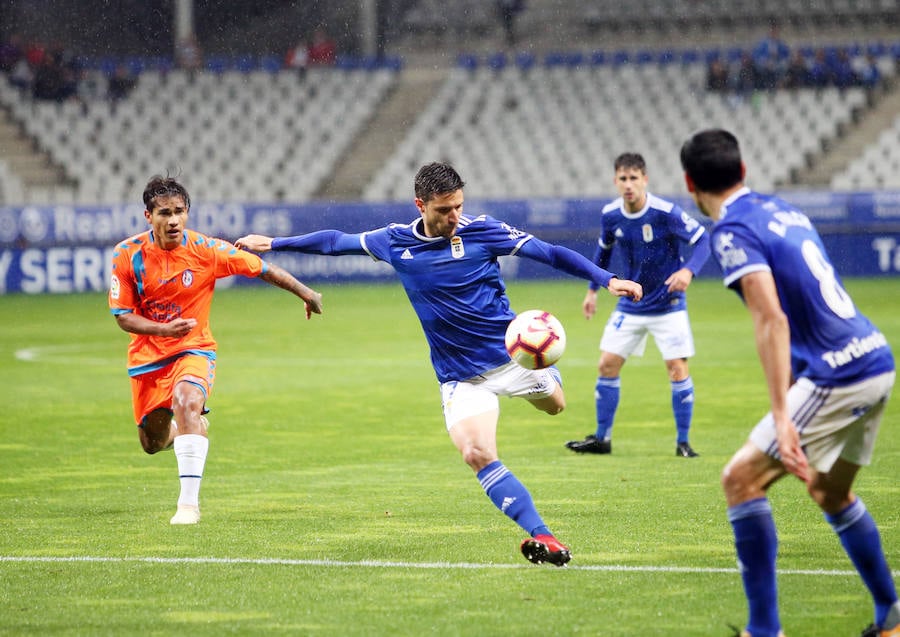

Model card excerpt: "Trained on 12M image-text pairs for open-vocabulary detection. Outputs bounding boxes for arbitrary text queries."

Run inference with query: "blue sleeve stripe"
[509,234,533,256]
[723,264,770,287]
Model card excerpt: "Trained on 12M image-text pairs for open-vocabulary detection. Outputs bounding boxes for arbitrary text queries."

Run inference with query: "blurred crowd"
[0,26,339,105]
[706,25,883,96]
[0,32,137,104]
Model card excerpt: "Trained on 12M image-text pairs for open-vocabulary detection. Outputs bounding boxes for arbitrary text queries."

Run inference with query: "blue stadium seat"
[611,50,630,66]
[125,57,146,76]
[564,52,585,67]
[725,47,744,63]
[515,52,536,70]
[590,50,606,66]
[457,53,478,70]
[205,56,230,74]
[680,49,701,65]
[544,52,567,67]
[657,49,676,65]
[234,55,257,73]
[486,52,507,70]
[866,42,886,57]
[635,50,654,65]
[260,55,282,73]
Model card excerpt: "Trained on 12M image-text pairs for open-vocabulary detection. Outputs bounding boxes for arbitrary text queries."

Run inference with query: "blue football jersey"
[712,187,894,385]
[361,214,535,383]
[597,193,706,314]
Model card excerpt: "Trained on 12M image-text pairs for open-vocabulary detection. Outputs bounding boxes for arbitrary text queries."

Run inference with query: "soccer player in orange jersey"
[109,175,323,525]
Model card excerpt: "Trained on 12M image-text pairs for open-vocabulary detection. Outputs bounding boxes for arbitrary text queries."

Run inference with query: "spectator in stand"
[732,53,759,100]
[24,39,45,70]
[285,38,309,78]
[808,47,834,88]
[706,57,730,92]
[853,52,882,89]
[781,50,812,89]
[752,23,791,91]
[496,0,526,47]
[307,27,336,66]
[752,22,791,68]
[9,56,32,93]
[108,64,137,102]
[831,47,860,89]
[32,48,76,102]
[176,33,203,76]
[0,32,24,73]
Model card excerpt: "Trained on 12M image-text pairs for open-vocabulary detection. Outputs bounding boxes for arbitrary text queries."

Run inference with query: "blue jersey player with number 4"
[236,162,643,567]
[565,152,711,458]
[680,129,899,637]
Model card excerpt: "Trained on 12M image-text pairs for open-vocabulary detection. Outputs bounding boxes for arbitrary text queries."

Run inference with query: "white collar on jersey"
[720,186,751,219]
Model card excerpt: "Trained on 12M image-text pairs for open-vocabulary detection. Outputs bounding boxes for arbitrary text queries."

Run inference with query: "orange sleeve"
[212,238,266,279]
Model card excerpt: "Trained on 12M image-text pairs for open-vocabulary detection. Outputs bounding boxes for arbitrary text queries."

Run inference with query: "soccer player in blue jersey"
[680,129,899,637]
[236,162,643,566]
[566,153,711,457]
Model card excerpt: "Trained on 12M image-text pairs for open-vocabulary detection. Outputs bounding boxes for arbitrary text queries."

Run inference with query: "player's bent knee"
[461,446,493,469]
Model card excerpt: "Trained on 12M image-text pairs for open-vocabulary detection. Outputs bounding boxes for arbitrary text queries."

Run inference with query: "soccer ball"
[504,310,567,370]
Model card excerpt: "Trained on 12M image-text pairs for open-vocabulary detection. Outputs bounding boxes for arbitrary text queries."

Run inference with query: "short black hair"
[614,152,646,173]
[142,175,191,211]
[680,129,743,193]
[414,162,465,202]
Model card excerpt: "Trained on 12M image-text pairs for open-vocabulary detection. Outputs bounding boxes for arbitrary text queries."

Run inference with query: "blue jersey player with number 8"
[681,129,899,637]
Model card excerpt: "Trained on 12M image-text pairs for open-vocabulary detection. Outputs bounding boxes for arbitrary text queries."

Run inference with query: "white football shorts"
[599,309,695,360]
[749,371,895,472]
[440,361,558,430]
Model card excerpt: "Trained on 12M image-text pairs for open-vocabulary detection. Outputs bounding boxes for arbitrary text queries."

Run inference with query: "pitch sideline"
[0,554,888,577]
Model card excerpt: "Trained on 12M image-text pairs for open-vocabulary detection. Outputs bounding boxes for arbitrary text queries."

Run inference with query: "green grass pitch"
[1,278,898,636]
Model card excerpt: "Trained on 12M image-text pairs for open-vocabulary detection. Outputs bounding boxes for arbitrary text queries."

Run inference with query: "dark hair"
[680,129,743,193]
[614,152,646,173]
[414,162,465,202]
[142,175,191,211]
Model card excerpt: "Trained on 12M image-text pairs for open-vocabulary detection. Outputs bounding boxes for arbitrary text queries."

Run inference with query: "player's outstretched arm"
[607,278,643,301]
[259,263,323,319]
[235,234,273,253]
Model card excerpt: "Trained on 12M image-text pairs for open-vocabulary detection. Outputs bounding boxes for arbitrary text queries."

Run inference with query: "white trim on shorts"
[440,361,558,430]
[749,371,895,472]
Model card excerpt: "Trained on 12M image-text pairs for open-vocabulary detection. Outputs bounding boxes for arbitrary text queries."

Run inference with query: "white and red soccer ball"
[504,309,567,370]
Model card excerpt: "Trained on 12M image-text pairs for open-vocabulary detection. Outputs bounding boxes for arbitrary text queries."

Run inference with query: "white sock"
[173,434,209,508]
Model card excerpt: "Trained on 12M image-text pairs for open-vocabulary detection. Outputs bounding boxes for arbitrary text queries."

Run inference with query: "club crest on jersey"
[642,224,654,242]
[450,236,465,259]
[182,270,194,287]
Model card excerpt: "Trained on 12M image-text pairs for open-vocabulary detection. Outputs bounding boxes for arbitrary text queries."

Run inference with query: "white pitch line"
[0,555,887,577]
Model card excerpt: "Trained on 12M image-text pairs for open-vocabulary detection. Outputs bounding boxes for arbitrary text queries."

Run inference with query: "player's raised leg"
[138,407,177,454]
[443,380,570,566]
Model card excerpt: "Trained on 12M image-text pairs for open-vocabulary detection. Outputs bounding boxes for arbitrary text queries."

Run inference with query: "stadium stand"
[362,54,881,200]
[0,1,898,205]
[0,63,398,204]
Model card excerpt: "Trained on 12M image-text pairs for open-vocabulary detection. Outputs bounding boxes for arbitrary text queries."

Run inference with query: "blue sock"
[477,460,548,536]
[671,376,694,444]
[548,365,562,388]
[825,498,898,627]
[594,376,620,440]
[728,498,781,637]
